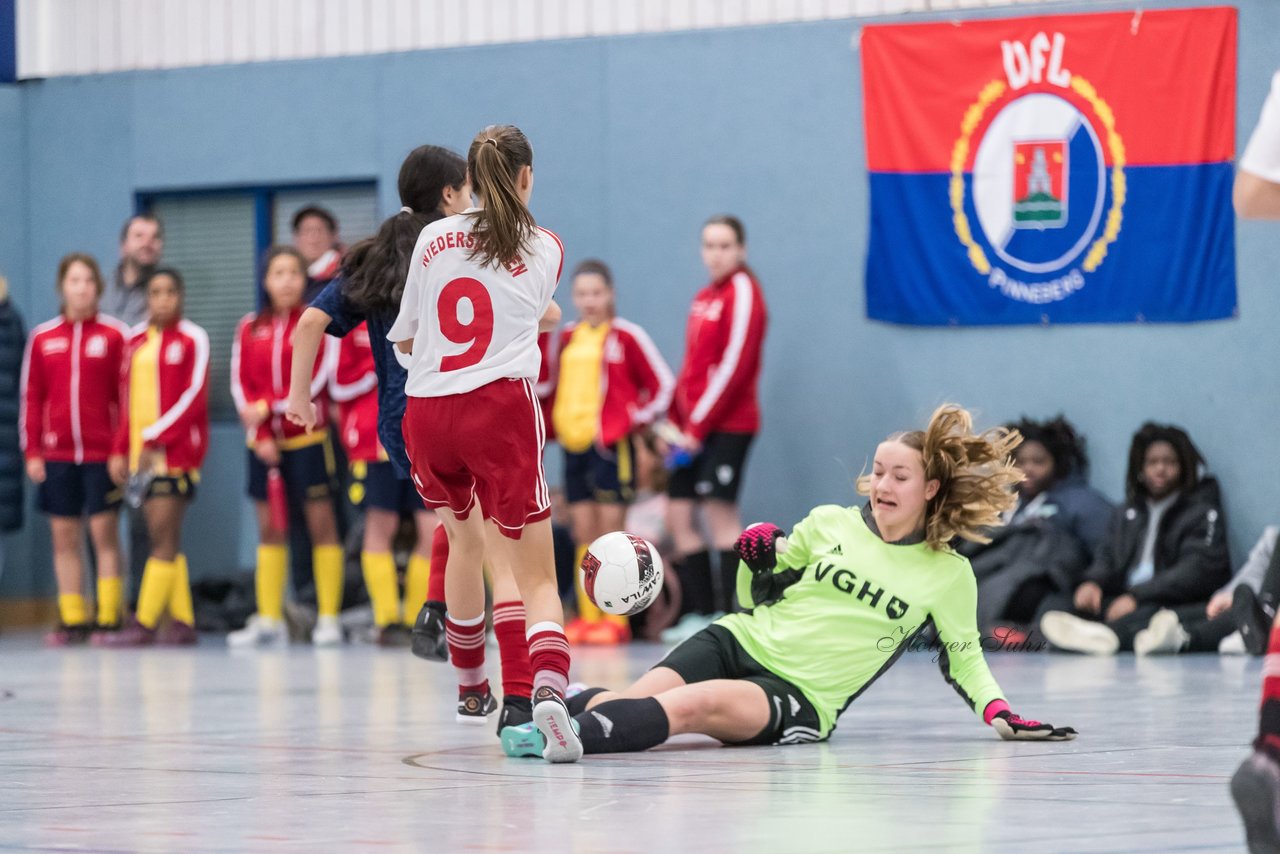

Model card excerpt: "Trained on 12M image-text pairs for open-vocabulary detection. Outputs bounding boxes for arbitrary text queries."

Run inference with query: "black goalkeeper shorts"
[655,623,826,745]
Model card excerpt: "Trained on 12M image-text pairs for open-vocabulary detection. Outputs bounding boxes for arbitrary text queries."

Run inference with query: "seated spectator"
[1133,526,1279,656]
[965,415,1112,635]
[1039,423,1231,654]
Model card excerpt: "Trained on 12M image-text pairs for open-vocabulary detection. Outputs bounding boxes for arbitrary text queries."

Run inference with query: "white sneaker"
[1219,630,1248,655]
[227,614,287,648]
[1040,611,1120,655]
[1134,609,1190,656]
[311,615,344,647]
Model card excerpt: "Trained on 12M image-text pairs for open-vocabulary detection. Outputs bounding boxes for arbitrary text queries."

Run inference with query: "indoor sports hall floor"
[0,635,1260,853]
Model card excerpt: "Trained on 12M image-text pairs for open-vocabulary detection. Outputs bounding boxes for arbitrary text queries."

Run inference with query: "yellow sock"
[402,554,430,626]
[58,593,88,626]
[96,577,122,627]
[574,543,606,621]
[256,544,288,621]
[168,554,195,626]
[136,558,177,630]
[361,551,400,627]
[314,544,344,619]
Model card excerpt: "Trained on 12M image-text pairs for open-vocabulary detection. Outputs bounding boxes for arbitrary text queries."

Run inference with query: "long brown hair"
[466,125,536,269]
[857,404,1023,550]
[56,253,105,302]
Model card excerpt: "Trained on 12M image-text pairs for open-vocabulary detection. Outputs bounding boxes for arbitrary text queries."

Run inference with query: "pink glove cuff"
[983,699,1011,725]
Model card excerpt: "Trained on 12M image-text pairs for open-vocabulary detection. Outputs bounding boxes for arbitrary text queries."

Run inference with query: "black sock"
[574,698,670,754]
[676,550,714,616]
[717,549,740,613]
[567,686,607,716]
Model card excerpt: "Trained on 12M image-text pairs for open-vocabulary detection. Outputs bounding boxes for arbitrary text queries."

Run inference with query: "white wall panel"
[15,0,1074,80]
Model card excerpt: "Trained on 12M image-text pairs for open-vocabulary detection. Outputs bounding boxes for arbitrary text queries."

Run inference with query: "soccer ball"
[580,532,665,616]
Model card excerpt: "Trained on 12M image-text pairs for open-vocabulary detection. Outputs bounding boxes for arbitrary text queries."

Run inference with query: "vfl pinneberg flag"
[861,7,1237,326]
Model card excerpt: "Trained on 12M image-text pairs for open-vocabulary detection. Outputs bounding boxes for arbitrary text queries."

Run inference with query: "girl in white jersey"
[390,125,581,762]
[502,405,1076,759]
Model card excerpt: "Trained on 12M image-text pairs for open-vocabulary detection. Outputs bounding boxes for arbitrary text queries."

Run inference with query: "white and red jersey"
[113,319,211,471]
[670,266,768,442]
[328,322,381,462]
[20,313,128,463]
[388,210,563,398]
[543,317,675,448]
[231,307,332,447]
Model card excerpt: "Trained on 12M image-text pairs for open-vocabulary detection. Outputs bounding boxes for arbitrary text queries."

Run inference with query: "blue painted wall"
[3,0,1280,598]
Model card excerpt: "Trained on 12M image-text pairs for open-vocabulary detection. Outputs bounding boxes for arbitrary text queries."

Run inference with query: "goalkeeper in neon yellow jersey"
[502,404,1076,761]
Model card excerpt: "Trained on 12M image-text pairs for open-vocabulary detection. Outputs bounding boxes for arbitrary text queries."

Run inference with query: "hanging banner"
[861,7,1237,325]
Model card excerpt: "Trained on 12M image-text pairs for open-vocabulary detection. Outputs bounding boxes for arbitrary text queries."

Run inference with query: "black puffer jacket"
[1085,477,1231,606]
[0,293,24,532]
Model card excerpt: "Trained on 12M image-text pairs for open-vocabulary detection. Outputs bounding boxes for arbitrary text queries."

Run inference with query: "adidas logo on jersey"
[829,544,843,555]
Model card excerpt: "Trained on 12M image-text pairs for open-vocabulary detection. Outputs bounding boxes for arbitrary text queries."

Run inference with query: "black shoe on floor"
[496,695,532,736]
[410,601,448,662]
[456,689,499,724]
[1233,750,1280,854]
[1234,586,1274,657]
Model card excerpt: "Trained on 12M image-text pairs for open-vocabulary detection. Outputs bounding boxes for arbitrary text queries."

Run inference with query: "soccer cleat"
[532,686,584,763]
[1039,611,1120,655]
[496,695,533,736]
[226,614,287,648]
[1134,609,1190,657]
[311,615,343,647]
[44,624,92,647]
[456,689,499,724]
[157,620,198,646]
[410,602,449,662]
[92,620,157,648]
[500,721,548,758]
[1235,586,1274,658]
[1232,750,1280,854]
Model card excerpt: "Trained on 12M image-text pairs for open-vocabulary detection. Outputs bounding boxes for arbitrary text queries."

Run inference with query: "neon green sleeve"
[736,511,818,610]
[929,564,1005,718]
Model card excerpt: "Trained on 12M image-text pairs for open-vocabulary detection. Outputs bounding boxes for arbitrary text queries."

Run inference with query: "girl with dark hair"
[288,144,470,659]
[660,215,768,643]
[501,405,1075,760]
[21,254,129,645]
[1039,422,1231,654]
[229,247,342,647]
[389,124,581,760]
[965,415,1112,635]
[101,269,209,646]
[544,258,675,646]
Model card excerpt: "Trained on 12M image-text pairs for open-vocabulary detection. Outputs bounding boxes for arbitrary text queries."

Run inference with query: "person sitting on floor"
[1038,422,1231,655]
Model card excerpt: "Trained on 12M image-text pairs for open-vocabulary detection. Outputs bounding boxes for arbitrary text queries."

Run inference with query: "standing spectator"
[101,214,164,327]
[1038,423,1231,654]
[966,416,1113,635]
[101,269,209,646]
[21,254,129,644]
[544,259,674,645]
[0,274,25,585]
[1232,67,1280,854]
[660,215,768,642]
[292,206,343,300]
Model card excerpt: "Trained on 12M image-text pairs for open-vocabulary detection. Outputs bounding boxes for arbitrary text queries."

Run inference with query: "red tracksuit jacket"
[543,317,675,449]
[328,322,380,462]
[231,308,331,446]
[21,313,128,463]
[112,319,211,471]
[669,267,767,442]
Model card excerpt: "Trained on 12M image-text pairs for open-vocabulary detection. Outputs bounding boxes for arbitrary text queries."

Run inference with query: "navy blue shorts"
[146,471,199,502]
[668,432,754,503]
[563,439,635,505]
[38,461,122,518]
[349,460,424,514]
[247,439,336,504]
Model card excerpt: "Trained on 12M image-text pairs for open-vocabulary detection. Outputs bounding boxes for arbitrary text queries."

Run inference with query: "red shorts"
[402,378,550,539]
